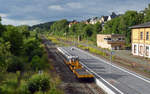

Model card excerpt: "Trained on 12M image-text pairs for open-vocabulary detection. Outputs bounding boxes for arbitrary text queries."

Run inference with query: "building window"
[118,38,121,40]
[146,46,149,56]
[134,45,136,53]
[140,32,143,40]
[146,32,149,40]
[104,38,111,41]
[118,38,125,41]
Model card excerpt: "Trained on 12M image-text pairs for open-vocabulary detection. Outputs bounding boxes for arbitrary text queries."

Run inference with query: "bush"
[30,56,42,71]
[7,56,24,73]
[0,76,18,94]
[17,80,29,94]
[27,74,50,93]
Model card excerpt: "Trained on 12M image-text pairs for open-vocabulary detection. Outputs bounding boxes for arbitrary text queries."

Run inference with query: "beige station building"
[97,34,125,50]
[130,22,150,58]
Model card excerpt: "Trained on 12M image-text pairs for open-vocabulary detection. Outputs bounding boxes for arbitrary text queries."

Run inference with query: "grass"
[48,36,69,46]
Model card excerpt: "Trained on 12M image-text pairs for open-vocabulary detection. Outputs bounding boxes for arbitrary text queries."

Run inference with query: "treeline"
[30,21,55,31]
[50,19,102,42]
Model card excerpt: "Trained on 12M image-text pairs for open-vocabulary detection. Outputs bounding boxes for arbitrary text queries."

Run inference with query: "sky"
[0,0,149,26]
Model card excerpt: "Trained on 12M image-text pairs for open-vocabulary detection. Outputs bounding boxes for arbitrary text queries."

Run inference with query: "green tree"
[7,56,24,73]
[0,41,11,72]
[24,40,43,61]
[22,31,30,39]
[83,25,93,38]
[93,22,102,33]
[30,56,43,71]
[144,4,150,22]
[6,26,23,55]
[50,19,69,36]
[0,17,6,37]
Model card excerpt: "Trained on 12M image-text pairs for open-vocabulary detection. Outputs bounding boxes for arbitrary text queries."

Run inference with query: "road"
[59,46,150,94]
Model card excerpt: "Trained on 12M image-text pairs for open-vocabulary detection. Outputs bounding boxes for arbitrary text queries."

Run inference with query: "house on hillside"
[107,12,117,21]
[84,18,91,24]
[69,20,78,28]
[89,17,99,24]
[99,16,108,24]
[97,34,125,50]
[130,22,150,58]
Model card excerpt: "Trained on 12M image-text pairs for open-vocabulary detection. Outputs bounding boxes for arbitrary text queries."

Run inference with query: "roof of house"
[110,12,117,18]
[130,22,150,29]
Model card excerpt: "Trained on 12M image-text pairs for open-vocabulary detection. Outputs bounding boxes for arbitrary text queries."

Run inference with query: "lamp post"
[109,49,114,73]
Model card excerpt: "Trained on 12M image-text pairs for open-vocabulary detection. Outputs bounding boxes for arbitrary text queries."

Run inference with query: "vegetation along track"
[43,37,105,94]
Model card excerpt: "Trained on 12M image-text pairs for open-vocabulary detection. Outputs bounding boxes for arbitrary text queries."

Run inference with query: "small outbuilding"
[97,34,125,50]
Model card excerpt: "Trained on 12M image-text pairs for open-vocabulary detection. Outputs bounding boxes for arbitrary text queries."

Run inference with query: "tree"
[83,25,93,38]
[0,41,11,72]
[93,22,102,33]
[22,30,30,39]
[0,17,6,37]
[144,4,150,22]
[6,26,23,56]
[24,40,43,61]
[30,56,43,71]
[7,56,24,73]
[50,19,69,36]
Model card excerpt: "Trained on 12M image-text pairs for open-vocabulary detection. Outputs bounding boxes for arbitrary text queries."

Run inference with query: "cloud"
[66,2,83,9]
[0,0,149,26]
[48,5,64,11]
[2,18,41,26]
[0,13,7,18]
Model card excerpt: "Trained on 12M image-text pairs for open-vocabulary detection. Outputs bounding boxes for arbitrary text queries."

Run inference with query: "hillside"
[29,21,55,31]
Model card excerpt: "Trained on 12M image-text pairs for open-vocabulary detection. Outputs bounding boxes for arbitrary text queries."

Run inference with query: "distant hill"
[29,21,55,31]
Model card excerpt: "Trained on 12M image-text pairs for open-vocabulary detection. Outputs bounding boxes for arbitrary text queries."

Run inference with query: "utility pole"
[109,49,114,73]
[74,34,76,46]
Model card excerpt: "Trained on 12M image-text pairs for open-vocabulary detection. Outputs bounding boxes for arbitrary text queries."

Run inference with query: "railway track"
[42,37,105,94]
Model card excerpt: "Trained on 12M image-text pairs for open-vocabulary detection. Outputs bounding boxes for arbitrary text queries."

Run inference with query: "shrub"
[30,56,42,71]
[17,80,29,94]
[0,76,18,94]
[30,55,48,71]
[27,74,50,93]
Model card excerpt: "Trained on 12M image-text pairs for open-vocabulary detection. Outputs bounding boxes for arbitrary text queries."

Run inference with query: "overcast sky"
[0,0,149,26]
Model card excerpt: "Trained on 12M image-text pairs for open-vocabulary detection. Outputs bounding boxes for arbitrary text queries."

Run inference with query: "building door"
[139,45,143,55]
[115,46,117,50]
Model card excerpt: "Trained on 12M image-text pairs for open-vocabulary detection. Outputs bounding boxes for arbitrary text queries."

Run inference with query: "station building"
[130,22,150,58]
[97,34,125,50]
